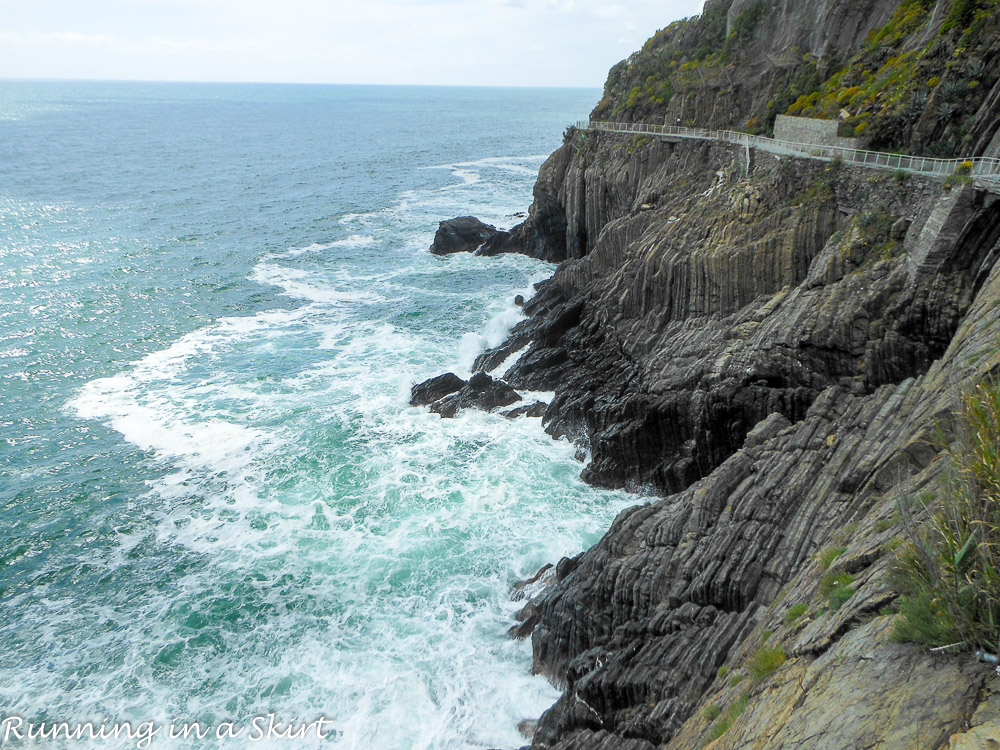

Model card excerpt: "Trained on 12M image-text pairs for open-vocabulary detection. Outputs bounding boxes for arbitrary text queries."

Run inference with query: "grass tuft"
[784,603,809,624]
[705,694,750,743]
[817,545,847,570]
[820,571,856,610]
[892,379,1000,652]
[747,646,787,684]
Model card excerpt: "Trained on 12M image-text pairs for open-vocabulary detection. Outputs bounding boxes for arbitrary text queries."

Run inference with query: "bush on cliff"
[893,380,1000,652]
[788,0,1000,154]
[747,645,787,683]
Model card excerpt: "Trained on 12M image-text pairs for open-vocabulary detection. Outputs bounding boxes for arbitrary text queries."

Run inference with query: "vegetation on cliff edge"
[590,0,1000,156]
[789,0,1000,155]
[893,380,1000,653]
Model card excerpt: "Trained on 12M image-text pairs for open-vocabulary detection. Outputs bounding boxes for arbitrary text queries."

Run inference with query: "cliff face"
[593,0,1000,156]
[481,136,997,495]
[482,129,1000,748]
[418,1,1000,747]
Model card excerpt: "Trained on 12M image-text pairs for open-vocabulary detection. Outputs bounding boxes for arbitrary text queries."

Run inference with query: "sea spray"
[0,82,625,750]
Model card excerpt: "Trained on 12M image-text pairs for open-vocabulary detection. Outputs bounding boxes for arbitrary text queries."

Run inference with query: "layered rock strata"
[412,0,1000,745]
[478,132,1000,749]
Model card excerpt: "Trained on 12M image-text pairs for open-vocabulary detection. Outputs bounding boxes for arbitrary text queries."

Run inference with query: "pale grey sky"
[0,0,704,87]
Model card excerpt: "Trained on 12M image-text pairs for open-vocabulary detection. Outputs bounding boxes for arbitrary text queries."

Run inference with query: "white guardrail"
[575,120,1000,189]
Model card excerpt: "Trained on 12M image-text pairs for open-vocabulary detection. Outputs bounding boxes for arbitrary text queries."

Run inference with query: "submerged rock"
[431,372,521,417]
[517,719,538,741]
[502,400,547,419]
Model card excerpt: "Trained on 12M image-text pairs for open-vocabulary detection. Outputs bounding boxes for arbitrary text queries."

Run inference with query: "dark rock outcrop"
[484,115,1000,750]
[416,1,1000,746]
[410,371,521,418]
[430,216,507,256]
[475,140,1000,498]
[503,401,547,419]
[409,372,465,406]
[592,0,1000,158]
[470,108,1000,750]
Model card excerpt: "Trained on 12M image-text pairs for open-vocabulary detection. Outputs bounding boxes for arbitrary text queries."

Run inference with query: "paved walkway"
[576,120,1000,191]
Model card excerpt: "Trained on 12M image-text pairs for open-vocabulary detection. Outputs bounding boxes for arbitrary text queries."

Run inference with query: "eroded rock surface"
[478,125,1000,746]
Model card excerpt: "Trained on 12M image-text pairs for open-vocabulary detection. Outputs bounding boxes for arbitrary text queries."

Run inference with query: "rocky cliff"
[417,0,1000,747]
[483,133,1000,750]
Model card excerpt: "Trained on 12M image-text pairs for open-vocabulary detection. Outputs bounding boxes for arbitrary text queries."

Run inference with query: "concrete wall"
[774,115,860,149]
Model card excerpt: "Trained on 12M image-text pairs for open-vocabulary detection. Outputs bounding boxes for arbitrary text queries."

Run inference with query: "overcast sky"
[0,0,704,87]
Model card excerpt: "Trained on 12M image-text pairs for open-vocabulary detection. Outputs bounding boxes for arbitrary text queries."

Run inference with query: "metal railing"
[574,120,1000,190]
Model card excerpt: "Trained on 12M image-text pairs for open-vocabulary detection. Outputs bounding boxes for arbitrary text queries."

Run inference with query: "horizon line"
[1,76,604,90]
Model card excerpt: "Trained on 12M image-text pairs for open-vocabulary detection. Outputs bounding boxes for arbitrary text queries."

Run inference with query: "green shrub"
[716,665,729,680]
[627,134,650,154]
[858,210,894,242]
[944,173,973,190]
[893,380,1000,651]
[942,0,974,33]
[784,603,809,624]
[728,0,770,46]
[817,545,847,570]
[820,571,856,610]
[874,515,899,533]
[707,717,730,742]
[728,672,745,687]
[706,694,750,742]
[747,646,787,683]
[829,584,855,610]
[727,694,749,719]
[704,703,722,721]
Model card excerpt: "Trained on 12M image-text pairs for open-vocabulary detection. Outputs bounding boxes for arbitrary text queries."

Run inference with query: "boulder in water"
[409,372,465,406]
[429,216,501,255]
[410,371,522,418]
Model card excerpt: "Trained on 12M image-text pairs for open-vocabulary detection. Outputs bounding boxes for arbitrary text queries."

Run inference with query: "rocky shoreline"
[414,0,1000,746]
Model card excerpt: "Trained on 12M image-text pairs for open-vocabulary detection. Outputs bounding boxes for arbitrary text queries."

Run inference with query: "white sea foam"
[448,168,481,186]
[336,154,549,238]
[67,303,632,748]
[250,262,385,304]
[49,135,632,750]
[489,345,529,379]
[280,234,376,258]
[422,154,548,177]
[456,268,551,375]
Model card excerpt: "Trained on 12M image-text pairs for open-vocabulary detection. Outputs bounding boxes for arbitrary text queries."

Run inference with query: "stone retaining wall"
[774,114,860,149]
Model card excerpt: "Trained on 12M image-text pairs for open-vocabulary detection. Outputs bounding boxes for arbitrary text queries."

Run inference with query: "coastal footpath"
[417,0,1000,746]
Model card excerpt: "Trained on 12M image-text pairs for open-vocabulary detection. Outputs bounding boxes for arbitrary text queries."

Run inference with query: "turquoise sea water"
[0,82,635,749]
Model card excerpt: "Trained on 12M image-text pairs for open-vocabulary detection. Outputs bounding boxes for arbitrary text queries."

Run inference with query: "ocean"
[0,82,636,749]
